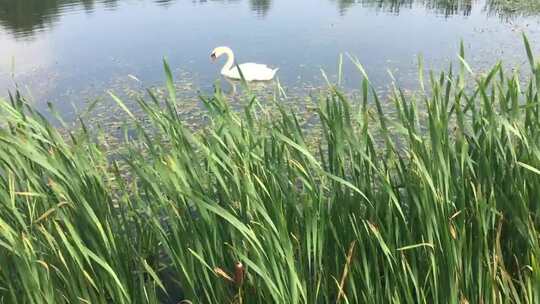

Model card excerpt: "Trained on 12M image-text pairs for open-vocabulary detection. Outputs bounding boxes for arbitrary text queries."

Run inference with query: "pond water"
[0,0,540,117]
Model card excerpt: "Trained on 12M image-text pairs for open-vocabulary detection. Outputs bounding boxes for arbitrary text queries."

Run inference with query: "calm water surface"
[0,0,539,116]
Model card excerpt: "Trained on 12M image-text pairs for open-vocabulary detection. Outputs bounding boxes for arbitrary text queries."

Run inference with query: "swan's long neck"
[221,48,235,74]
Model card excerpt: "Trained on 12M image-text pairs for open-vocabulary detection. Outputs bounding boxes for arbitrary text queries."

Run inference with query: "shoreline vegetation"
[2,37,540,303]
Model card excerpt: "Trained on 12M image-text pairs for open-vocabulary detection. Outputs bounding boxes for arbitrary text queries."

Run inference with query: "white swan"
[210,46,279,81]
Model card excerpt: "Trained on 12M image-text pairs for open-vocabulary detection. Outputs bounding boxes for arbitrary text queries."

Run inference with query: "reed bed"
[1,37,540,303]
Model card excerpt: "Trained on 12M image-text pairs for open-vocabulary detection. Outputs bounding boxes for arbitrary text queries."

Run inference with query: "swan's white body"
[211,46,278,81]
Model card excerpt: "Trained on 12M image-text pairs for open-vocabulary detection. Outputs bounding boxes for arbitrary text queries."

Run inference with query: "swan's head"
[210,46,232,62]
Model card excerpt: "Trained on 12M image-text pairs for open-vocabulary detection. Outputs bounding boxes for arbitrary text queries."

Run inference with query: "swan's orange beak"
[210,53,216,62]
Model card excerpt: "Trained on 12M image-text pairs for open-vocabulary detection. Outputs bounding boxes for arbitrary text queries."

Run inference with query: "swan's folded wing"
[236,63,276,81]
[238,63,270,69]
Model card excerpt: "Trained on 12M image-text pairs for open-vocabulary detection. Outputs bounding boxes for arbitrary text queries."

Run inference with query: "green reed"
[1,35,540,303]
